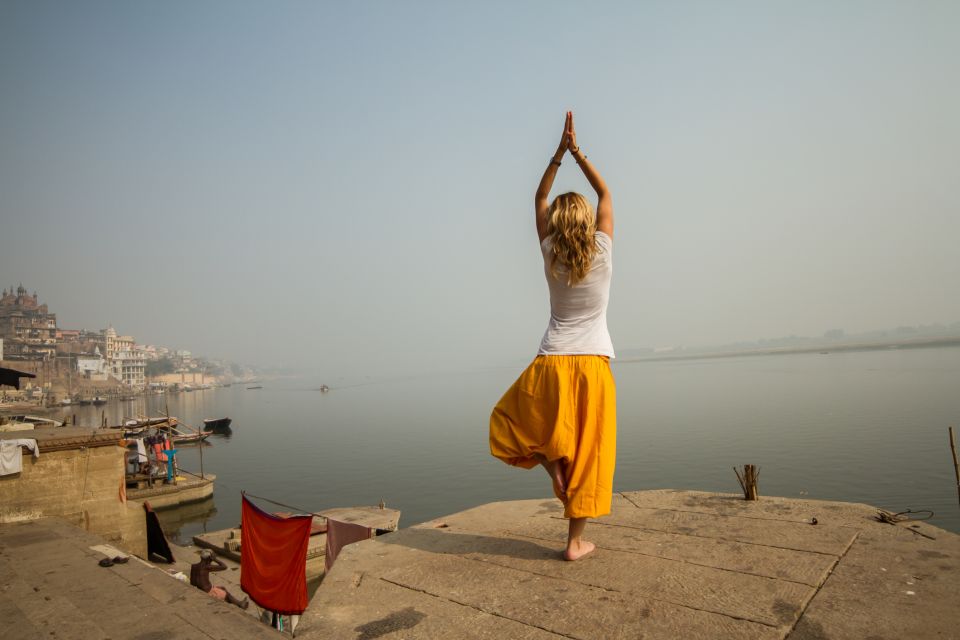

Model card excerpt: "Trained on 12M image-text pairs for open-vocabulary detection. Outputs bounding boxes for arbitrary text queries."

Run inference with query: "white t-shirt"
[537,231,615,357]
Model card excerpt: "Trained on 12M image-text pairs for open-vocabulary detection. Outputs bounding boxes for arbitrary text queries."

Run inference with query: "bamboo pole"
[198,426,205,480]
[950,427,959,509]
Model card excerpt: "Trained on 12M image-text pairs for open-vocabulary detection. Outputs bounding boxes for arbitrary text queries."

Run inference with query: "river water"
[55,346,960,541]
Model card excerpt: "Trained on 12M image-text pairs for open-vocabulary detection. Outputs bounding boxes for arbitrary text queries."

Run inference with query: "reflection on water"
[154,496,219,545]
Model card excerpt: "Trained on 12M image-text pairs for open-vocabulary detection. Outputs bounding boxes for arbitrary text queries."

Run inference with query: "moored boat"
[170,431,210,445]
[202,417,232,432]
[126,473,216,508]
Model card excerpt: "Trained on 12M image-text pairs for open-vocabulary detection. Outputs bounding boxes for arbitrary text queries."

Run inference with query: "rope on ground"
[875,508,936,540]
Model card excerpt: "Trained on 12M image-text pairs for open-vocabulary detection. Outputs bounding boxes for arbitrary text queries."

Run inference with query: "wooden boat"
[170,430,210,445]
[202,417,232,432]
[116,416,177,430]
[0,414,64,432]
[92,396,107,406]
[127,472,216,508]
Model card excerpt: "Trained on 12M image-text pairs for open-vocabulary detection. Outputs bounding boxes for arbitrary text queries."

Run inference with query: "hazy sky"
[2,1,958,376]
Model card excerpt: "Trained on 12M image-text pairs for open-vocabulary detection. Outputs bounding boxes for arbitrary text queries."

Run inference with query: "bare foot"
[563,540,595,561]
[535,455,568,504]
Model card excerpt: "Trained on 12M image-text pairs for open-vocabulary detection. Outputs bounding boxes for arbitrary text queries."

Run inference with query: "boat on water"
[92,396,107,406]
[126,472,216,508]
[109,416,178,437]
[319,385,330,392]
[59,397,72,406]
[78,397,93,406]
[170,430,210,445]
[247,385,263,390]
[202,417,232,432]
[119,416,177,429]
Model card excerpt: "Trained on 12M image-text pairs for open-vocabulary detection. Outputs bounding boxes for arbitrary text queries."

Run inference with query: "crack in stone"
[452,551,784,631]
[784,531,861,639]
[576,507,848,560]
[502,529,826,589]
[617,491,859,527]
[377,577,577,639]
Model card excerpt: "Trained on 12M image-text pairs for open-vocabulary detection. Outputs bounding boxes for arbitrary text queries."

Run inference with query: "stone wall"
[150,371,215,385]
[0,434,146,557]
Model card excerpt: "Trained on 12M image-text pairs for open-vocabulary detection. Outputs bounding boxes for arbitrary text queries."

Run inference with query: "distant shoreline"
[618,335,960,364]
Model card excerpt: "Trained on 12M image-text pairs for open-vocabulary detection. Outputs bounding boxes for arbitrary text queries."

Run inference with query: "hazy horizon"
[2,2,958,376]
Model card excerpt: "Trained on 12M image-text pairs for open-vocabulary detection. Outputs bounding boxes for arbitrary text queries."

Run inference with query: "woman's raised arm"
[567,113,613,238]
[535,112,573,242]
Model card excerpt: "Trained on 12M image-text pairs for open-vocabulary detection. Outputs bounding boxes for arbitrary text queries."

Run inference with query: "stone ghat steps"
[0,518,274,640]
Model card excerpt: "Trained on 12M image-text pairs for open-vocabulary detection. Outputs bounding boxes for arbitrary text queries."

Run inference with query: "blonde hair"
[546,192,597,285]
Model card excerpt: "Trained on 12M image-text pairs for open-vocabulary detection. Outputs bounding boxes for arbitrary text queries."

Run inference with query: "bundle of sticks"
[734,464,760,501]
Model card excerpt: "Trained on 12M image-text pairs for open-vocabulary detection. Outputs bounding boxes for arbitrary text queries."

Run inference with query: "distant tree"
[146,358,176,377]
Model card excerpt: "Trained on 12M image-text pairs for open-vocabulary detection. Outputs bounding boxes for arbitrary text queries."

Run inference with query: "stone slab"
[309,536,781,640]
[501,513,838,587]
[311,561,561,639]
[378,527,813,628]
[789,527,960,639]
[297,491,960,640]
[604,500,858,556]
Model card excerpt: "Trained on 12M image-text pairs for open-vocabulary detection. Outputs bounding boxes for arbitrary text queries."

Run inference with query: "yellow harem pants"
[489,355,616,519]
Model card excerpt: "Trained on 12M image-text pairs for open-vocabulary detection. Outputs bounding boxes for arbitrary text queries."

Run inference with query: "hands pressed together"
[554,111,581,162]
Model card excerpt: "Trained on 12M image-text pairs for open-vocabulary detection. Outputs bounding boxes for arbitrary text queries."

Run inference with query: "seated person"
[190,549,249,609]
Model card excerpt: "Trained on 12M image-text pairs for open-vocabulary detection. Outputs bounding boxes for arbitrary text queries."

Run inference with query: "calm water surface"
[58,346,960,541]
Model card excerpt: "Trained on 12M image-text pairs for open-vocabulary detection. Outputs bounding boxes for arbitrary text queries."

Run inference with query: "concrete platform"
[297,490,960,639]
[0,518,274,640]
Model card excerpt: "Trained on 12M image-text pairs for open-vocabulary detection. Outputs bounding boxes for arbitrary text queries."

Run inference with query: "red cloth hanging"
[240,494,312,615]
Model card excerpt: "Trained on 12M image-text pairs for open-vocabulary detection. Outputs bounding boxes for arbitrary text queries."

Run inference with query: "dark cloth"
[325,518,372,572]
[146,510,174,563]
[240,494,312,615]
[0,367,35,390]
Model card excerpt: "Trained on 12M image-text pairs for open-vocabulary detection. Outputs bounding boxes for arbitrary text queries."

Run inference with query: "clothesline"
[242,491,327,520]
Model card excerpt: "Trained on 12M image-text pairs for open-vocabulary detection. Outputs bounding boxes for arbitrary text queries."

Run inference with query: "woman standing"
[490,111,616,561]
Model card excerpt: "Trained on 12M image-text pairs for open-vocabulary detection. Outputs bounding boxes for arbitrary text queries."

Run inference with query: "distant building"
[77,348,108,380]
[57,329,81,342]
[0,284,58,361]
[102,326,145,388]
[138,344,159,360]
